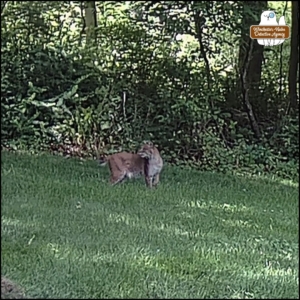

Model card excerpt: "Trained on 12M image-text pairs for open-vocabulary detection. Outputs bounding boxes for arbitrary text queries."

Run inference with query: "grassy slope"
[1,151,299,299]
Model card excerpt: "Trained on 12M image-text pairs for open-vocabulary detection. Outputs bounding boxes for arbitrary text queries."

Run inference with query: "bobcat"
[99,141,163,188]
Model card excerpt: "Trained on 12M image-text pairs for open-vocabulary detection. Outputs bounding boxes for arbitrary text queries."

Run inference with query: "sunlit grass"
[1,151,298,299]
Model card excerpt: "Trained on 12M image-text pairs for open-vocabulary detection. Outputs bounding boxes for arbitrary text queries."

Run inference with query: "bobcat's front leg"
[152,174,160,187]
[145,175,153,188]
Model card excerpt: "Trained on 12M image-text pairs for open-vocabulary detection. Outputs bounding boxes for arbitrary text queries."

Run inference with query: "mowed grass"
[1,151,299,299]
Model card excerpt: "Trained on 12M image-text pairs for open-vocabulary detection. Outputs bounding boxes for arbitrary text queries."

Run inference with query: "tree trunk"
[288,1,299,113]
[241,39,261,139]
[85,1,97,45]
[235,1,267,116]
[193,2,213,110]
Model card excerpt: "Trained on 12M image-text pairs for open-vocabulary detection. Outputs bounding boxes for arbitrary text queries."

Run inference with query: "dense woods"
[1,1,299,180]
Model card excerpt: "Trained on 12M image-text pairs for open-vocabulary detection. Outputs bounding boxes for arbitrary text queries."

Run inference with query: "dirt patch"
[1,276,25,299]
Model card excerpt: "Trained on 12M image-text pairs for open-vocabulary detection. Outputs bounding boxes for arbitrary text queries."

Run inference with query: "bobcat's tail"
[98,155,108,167]
[94,142,108,167]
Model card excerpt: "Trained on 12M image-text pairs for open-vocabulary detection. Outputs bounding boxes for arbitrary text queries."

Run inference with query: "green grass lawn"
[1,151,299,299]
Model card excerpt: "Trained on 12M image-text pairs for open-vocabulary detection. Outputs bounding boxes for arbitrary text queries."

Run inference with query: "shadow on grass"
[1,151,299,298]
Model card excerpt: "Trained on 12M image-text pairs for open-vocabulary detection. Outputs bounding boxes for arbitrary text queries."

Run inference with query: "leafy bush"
[1,1,298,181]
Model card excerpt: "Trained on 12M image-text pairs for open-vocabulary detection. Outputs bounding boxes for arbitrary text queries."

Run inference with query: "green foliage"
[2,152,298,298]
[1,1,298,180]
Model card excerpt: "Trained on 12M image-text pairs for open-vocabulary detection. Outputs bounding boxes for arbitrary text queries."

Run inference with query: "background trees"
[1,1,298,179]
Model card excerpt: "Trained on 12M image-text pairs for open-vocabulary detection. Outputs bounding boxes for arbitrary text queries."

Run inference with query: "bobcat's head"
[137,141,157,160]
